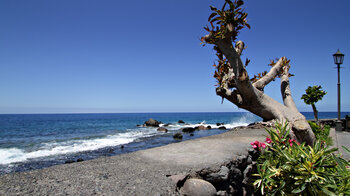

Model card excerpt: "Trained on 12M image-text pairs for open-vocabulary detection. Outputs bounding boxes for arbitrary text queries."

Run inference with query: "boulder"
[173,133,183,140]
[65,160,75,164]
[218,126,227,130]
[205,166,230,183]
[182,127,195,133]
[231,168,243,182]
[168,174,187,187]
[242,165,253,185]
[216,123,224,126]
[144,118,161,127]
[180,179,216,196]
[77,158,84,162]
[207,126,212,129]
[157,127,168,132]
[196,125,208,130]
[178,120,185,123]
[216,191,228,196]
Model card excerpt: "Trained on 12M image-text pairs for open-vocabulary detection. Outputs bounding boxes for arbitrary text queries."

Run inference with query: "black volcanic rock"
[144,118,161,127]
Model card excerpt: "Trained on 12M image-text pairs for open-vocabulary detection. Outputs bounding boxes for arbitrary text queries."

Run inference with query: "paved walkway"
[330,128,350,160]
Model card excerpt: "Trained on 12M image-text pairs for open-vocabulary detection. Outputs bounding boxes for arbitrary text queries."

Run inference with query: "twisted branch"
[281,65,299,113]
[253,57,284,90]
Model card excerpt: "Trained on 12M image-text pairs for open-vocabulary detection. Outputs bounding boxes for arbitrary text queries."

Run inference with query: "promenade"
[0,127,348,195]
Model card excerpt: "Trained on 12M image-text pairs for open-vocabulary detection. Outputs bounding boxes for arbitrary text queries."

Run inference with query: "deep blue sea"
[0,112,348,175]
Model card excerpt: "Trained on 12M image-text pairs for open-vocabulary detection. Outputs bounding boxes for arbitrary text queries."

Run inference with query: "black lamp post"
[333,49,344,131]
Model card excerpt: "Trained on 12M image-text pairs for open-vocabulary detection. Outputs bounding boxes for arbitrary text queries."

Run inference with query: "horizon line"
[0,111,349,115]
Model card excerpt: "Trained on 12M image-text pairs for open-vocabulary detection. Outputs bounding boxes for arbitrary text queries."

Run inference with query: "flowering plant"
[252,122,350,195]
[251,140,266,149]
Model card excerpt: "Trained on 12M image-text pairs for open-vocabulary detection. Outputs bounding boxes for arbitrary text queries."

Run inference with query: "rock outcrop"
[173,133,183,140]
[157,127,168,132]
[144,118,161,127]
[182,127,195,133]
[171,149,259,196]
[180,179,217,196]
[195,125,208,130]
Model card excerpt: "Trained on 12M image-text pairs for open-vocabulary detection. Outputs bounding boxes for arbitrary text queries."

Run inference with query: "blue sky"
[0,0,349,114]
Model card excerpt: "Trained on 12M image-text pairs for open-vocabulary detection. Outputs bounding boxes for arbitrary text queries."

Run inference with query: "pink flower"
[251,141,260,149]
[289,139,297,147]
[266,137,272,144]
[251,141,266,149]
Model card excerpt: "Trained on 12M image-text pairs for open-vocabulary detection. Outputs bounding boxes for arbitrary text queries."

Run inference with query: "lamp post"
[333,49,344,131]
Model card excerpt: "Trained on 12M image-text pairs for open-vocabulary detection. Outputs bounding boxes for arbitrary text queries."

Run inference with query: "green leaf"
[209,6,217,11]
[221,2,227,11]
[236,0,244,8]
[292,183,306,193]
[228,1,234,10]
[342,146,350,154]
[334,154,349,172]
[208,13,217,22]
[320,187,337,196]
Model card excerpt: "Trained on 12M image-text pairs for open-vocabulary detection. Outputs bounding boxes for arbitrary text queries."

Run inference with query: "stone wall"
[311,118,348,130]
[170,149,260,196]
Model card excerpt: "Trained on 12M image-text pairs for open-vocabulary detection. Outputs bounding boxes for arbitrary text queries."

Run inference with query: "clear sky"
[0,0,349,114]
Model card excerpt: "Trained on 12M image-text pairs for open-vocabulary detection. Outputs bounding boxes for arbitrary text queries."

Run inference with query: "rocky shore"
[0,126,267,195]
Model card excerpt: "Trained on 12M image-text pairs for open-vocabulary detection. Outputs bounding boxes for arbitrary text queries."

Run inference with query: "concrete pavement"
[331,128,350,160]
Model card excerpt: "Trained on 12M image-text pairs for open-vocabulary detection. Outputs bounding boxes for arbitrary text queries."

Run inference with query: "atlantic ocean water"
[0,112,347,175]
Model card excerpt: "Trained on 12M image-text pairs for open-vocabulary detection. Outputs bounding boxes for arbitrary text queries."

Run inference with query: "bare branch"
[216,40,242,75]
[253,57,284,90]
[281,65,299,113]
[201,32,214,44]
[235,41,244,56]
[216,87,243,106]
[216,39,258,101]
[221,68,236,88]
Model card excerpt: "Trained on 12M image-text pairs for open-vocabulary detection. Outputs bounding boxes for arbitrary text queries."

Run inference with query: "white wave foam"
[0,129,159,165]
[160,113,257,130]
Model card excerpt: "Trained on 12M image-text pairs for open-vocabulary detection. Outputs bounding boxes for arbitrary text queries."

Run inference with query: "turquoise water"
[0,112,348,174]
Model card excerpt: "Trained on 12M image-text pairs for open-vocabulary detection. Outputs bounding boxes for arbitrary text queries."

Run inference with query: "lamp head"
[333,49,344,65]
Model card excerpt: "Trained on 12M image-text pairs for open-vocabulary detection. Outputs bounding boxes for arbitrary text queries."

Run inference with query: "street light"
[333,49,344,131]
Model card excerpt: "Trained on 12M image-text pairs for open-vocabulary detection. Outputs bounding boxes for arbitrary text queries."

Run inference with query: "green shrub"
[309,121,333,146]
[252,122,350,195]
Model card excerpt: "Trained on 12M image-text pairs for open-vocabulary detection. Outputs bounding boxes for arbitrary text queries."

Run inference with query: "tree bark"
[312,104,318,122]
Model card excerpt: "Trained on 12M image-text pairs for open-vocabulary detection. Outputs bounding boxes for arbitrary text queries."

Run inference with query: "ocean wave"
[0,129,159,165]
[159,115,253,130]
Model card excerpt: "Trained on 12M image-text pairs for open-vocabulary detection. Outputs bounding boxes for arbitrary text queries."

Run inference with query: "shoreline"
[0,127,229,175]
[1,121,349,195]
[0,126,267,195]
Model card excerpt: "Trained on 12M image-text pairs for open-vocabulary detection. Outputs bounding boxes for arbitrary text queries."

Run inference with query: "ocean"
[0,112,348,175]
